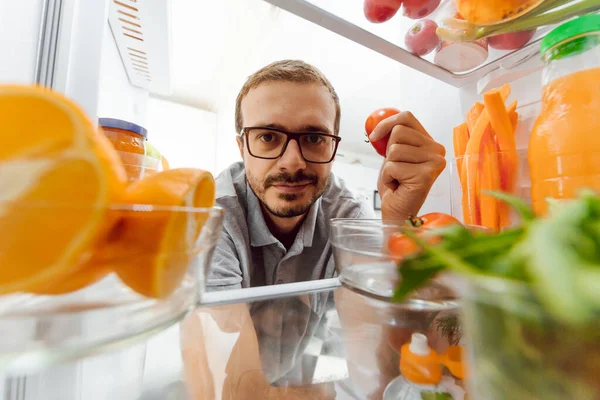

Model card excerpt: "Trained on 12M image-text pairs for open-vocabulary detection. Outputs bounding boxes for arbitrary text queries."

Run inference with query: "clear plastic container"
[529,14,600,215]
[0,204,224,373]
[330,219,469,399]
[334,287,467,399]
[459,275,600,400]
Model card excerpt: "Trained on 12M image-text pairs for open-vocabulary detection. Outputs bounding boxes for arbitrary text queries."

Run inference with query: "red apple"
[488,29,537,51]
[405,19,440,56]
[402,0,441,19]
[364,0,404,23]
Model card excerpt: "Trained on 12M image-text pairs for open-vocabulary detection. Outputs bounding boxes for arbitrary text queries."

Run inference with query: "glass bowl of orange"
[0,85,223,372]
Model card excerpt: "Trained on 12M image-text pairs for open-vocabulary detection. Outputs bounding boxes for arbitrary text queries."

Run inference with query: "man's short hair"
[235,60,341,135]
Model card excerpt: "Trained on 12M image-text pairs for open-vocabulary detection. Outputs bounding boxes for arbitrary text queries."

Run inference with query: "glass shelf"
[263,0,595,87]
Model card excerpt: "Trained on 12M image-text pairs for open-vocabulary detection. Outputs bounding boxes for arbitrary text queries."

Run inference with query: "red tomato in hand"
[365,107,400,157]
[388,212,461,257]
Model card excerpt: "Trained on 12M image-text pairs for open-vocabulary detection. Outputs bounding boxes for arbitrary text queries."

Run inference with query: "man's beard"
[248,170,328,218]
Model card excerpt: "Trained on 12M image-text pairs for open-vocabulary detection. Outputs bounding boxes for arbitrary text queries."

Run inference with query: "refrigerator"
[1,0,597,398]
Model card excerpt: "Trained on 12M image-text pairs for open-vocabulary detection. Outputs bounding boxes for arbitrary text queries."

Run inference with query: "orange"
[456,0,544,26]
[102,168,215,299]
[0,85,126,295]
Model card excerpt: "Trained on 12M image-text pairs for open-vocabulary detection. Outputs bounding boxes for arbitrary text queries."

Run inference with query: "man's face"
[238,81,336,219]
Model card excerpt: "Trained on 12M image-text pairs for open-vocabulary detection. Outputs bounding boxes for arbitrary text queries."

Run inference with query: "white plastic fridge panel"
[0,0,44,84]
[52,0,110,121]
[97,19,149,128]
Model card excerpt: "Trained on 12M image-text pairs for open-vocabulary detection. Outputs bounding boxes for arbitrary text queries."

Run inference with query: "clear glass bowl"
[115,151,162,182]
[459,275,600,400]
[330,219,469,400]
[330,219,460,304]
[335,286,466,399]
[0,204,224,373]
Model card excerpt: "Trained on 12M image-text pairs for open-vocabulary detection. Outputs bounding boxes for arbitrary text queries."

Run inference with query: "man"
[207,60,446,291]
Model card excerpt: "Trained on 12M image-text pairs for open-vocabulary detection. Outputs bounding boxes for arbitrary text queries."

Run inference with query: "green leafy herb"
[393,190,600,325]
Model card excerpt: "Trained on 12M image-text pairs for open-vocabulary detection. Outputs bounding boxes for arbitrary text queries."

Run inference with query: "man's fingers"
[386,144,435,164]
[381,160,445,191]
[369,111,431,142]
[385,125,446,158]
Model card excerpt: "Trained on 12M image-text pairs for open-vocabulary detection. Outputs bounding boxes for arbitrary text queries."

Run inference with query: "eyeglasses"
[239,127,341,164]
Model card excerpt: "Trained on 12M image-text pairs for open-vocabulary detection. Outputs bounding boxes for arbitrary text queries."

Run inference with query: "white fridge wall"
[146,97,218,173]
[0,1,44,84]
[97,20,149,127]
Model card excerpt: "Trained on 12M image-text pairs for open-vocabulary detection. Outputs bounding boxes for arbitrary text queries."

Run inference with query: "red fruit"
[387,213,462,257]
[402,0,441,19]
[405,19,440,56]
[488,29,536,50]
[365,107,400,157]
[364,0,404,23]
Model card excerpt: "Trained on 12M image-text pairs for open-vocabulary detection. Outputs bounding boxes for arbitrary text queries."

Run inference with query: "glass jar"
[99,118,148,182]
[528,14,600,215]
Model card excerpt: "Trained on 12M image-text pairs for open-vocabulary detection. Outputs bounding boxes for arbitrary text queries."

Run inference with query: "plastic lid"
[99,118,148,139]
[409,333,431,356]
[541,14,600,55]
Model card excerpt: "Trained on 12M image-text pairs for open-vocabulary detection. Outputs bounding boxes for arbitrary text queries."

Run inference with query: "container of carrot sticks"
[449,83,531,232]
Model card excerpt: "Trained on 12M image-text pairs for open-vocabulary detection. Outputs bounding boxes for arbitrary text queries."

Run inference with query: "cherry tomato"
[388,213,461,257]
[365,107,400,157]
[409,212,461,229]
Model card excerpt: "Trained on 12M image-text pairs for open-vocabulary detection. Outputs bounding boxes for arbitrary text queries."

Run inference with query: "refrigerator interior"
[0,0,580,398]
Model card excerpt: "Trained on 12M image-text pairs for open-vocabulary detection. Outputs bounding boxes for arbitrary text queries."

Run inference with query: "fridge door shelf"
[262,0,600,88]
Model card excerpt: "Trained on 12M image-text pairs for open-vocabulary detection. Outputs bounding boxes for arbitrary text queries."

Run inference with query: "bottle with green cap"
[528,13,600,216]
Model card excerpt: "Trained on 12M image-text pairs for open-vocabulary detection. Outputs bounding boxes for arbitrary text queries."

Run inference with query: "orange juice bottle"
[529,15,600,215]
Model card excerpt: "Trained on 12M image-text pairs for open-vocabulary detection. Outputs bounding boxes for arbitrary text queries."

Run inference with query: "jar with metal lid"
[99,117,150,182]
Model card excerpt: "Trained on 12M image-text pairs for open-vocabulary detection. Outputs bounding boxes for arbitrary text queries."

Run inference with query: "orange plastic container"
[529,15,600,215]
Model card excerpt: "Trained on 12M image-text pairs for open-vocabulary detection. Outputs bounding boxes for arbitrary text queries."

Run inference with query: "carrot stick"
[461,110,492,226]
[484,90,517,154]
[463,87,511,157]
[466,102,484,135]
[484,95,519,229]
[453,123,469,177]
[499,83,511,101]
[461,152,479,226]
[454,123,471,225]
[479,131,500,231]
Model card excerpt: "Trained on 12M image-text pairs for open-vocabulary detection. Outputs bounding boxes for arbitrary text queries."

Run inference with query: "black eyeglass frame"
[238,126,342,164]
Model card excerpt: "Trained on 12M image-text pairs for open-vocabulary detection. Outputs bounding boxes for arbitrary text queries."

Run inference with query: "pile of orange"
[0,85,216,299]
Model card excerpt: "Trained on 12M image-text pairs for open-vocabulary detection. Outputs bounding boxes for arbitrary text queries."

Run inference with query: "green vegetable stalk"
[438,0,600,42]
[392,191,600,399]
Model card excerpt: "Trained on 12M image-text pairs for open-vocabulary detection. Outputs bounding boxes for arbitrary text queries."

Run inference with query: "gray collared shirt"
[206,162,376,291]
